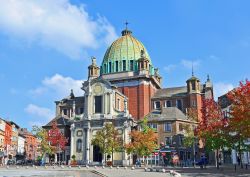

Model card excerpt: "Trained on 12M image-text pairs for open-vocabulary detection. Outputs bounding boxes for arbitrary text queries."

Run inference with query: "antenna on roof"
[192,61,194,76]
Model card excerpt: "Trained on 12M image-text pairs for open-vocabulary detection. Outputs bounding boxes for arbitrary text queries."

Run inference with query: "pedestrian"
[237,155,240,166]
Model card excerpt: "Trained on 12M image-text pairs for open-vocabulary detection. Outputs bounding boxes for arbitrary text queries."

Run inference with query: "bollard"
[6,166,9,169]
[16,166,19,169]
[131,166,135,170]
[78,165,81,169]
[68,165,71,168]
[102,166,105,169]
[144,167,147,172]
[26,166,29,169]
[35,166,38,169]
[86,165,89,169]
[110,166,113,169]
[162,169,166,173]
[124,166,127,170]
[94,166,97,169]
[116,166,119,169]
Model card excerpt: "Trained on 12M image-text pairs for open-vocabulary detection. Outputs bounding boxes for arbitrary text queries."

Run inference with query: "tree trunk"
[112,150,114,166]
[216,149,219,169]
[238,141,243,169]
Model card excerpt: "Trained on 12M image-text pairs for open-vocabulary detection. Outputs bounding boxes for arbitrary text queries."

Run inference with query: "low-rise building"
[16,134,26,161]
[4,121,12,162]
[147,107,198,165]
[0,118,5,165]
[19,128,38,161]
[7,121,19,161]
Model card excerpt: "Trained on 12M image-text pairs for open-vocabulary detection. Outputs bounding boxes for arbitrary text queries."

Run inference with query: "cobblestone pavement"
[0,166,249,177]
[95,166,250,177]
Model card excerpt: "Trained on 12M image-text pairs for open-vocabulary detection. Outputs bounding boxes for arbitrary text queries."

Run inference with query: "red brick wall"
[118,83,157,120]
[188,93,203,121]
[4,123,12,147]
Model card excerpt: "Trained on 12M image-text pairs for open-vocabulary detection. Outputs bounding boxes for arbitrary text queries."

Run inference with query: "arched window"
[76,139,82,152]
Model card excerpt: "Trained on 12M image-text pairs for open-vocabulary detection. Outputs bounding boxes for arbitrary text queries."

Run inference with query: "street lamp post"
[193,138,196,168]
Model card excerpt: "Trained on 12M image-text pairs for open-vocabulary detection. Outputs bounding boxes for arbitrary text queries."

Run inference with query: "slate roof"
[44,116,70,127]
[147,107,188,122]
[152,84,206,99]
[56,96,84,105]
[152,86,187,98]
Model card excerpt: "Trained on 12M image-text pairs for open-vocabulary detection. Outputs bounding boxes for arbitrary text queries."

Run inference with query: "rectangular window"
[192,100,196,107]
[80,108,84,114]
[130,60,134,71]
[164,122,172,132]
[109,62,112,73]
[179,123,183,131]
[192,82,196,90]
[154,101,160,109]
[94,96,102,113]
[148,123,157,131]
[115,61,119,72]
[177,99,183,110]
[63,109,67,116]
[117,98,120,111]
[104,64,106,73]
[165,137,172,145]
[166,100,172,107]
[122,60,126,71]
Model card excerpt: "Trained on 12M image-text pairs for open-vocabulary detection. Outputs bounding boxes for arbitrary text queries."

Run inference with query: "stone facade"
[69,66,135,165]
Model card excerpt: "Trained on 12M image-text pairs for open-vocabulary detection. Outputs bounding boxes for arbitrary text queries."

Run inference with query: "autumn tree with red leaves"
[226,80,250,168]
[196,98,228,169]
[47,121,68,162]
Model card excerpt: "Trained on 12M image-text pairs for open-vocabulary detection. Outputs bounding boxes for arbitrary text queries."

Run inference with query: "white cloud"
[0,0,118,59]
[181,59,200,69]
[25,103,54,120]
[30,73,83,97]
[163,64,176,73]
[29,87,48,96]
[214,82,234,100]
[25,104,54,127]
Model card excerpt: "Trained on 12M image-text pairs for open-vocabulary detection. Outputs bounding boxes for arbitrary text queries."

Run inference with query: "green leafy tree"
[91,123,123,164]
[32,125,54,159]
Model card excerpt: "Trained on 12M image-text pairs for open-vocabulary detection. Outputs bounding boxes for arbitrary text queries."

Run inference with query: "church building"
[45,26,213,165]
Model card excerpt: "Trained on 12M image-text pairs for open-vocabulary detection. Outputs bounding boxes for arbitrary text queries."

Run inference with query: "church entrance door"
[93,145,102,162]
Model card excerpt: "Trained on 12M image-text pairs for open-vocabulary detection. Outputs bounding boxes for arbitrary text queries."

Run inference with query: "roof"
[152,86,187,98]
[147,107,188,122]
[186,76,200,82]
[56,96,84,105]
[101,29,152,74]
[153,84,206,99]
[43,116,70,127]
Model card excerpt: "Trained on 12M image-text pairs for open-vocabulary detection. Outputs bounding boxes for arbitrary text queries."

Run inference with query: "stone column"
[70,123,75,160]
[86,121,90,164]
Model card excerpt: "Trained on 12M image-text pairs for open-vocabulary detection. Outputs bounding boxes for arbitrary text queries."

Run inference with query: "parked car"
[16,159,25,165]
[7,159,15,165]
[26,159,34,165]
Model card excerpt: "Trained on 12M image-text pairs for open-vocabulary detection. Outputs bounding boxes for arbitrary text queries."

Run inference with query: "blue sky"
[0,0,250,130]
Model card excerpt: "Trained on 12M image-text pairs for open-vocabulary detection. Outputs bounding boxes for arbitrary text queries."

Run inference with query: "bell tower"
[186,70,202,121]
[88,57,99,80]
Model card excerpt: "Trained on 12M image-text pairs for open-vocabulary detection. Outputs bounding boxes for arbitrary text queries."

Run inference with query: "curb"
[91,170,108,177]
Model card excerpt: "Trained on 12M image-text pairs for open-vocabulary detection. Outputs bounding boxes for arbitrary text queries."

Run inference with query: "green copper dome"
[101,29,153,74]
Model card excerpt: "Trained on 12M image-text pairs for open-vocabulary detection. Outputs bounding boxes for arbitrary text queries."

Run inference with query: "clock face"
[94,84,102,94]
